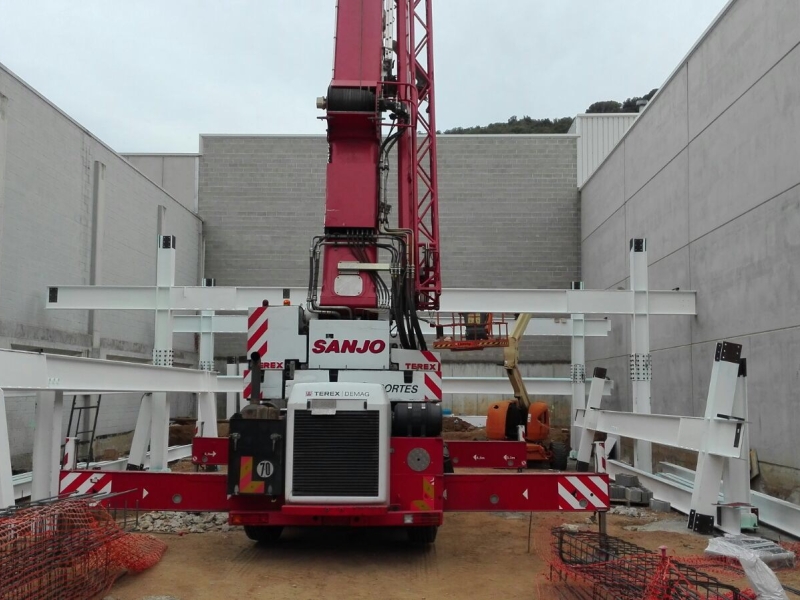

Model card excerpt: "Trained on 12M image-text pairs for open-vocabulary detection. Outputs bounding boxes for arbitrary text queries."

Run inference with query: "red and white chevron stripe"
[59,472,112,496]
[423,372,442,400]
[242,369,263,400]
[247,307,269,357]
[557,475,609,511]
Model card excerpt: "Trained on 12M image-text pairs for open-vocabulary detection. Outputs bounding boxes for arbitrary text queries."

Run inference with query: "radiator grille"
[292,410,380,497]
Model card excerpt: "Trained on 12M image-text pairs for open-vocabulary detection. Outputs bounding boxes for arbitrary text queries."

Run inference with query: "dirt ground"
[108,510,800,600]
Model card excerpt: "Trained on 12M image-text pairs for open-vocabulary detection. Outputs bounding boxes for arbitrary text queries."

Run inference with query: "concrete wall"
[122,154,199,213]
[0,63,203,467]
[198,133,581,367]
[580,0,800,486]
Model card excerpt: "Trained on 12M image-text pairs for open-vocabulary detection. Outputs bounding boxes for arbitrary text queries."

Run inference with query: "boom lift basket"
[431,312,510,350]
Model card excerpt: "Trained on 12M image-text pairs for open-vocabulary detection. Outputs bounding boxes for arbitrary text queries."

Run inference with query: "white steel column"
[150,236,176,472]
[127,393,152,470]
[0,389,14,508]
[689,341,742,534]
[226,359,240,418]
[576,367,606,471]
[569,282,585,452]
[720,358,751,533]
[722,359,750,499]
[195,278,218,437]
[198,278,216,372]
[629,239,652,473]
[197,393,218,437]
[31,391,64,500]
[62,437,78,470]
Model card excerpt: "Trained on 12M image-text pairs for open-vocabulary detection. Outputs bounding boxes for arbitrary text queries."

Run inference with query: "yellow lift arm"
[503,313,531,410]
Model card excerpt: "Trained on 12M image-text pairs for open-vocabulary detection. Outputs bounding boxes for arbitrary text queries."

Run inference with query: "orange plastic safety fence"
[0,497,167,600]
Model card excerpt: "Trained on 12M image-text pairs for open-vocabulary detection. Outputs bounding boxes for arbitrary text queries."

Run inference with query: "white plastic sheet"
[705,537,788,600]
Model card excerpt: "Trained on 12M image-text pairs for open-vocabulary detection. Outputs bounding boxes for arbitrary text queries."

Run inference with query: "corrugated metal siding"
[573,114,639,188]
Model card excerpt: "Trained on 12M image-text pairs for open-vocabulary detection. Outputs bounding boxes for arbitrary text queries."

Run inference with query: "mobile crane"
[59,0,610,546]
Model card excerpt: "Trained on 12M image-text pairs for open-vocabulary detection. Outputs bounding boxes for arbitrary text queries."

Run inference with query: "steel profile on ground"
[549,528,750,600]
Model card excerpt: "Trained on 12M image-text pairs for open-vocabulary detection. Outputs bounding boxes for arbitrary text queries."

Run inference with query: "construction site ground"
[107,506,800,599]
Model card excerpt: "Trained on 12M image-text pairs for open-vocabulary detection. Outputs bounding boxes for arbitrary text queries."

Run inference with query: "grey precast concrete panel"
[624,149,690,265]
[688,0,800,137]
[688,45,800,241]
[649,345,693,418]
[646,248,692,353]
[581,141,625,240]
[581,208,627,290]
[623,65,689,201]
[747,327,800,469]
[690,186,800,344]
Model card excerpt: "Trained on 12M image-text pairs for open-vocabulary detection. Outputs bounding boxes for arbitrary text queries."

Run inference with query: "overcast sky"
[0,0,729,153]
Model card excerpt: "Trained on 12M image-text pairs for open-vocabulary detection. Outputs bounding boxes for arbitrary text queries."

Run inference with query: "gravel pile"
[134,511,240,534]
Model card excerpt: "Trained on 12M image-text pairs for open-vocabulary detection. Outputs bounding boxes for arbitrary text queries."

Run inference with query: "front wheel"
[407,525,438,545]
[244,525,283,543]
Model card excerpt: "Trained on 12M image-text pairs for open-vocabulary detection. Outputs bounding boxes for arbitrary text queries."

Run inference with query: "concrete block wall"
[580,0,800,485]
[0,63,203,467]
[198,133,580,367]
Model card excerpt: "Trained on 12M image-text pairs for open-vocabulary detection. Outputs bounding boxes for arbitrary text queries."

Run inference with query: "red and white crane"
[54,0,610,545]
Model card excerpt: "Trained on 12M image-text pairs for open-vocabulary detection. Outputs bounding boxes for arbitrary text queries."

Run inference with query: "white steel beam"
[0,389,14,508]
[0,349,241,394]
[174,314,248,333]
[31,391,63,501]
[175,314,613,338]
[630,239,653,472]
[609,460,800,539]
[47,286,308,311]
[438,288,696,315]
[574,409,744,459]
[443,377,613,396]
[48,285,696,316]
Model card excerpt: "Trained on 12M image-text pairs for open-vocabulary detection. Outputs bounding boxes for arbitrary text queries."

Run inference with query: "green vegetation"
[442,88,658,135]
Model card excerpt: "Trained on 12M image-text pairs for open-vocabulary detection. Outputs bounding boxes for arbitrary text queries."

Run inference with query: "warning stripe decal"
[247,307,269,357]
[239,457,265,494]
[59,472,112,496]
[424,373,442,400]
[557,475,609,511]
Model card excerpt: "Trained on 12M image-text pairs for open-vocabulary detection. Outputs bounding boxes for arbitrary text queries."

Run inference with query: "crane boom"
[309,0,441,336]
